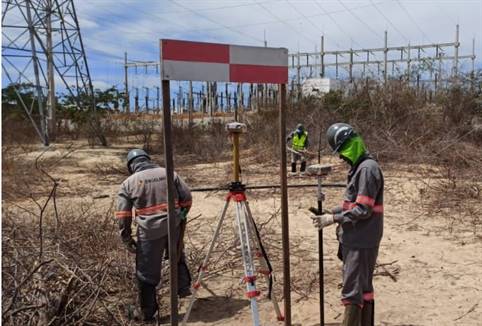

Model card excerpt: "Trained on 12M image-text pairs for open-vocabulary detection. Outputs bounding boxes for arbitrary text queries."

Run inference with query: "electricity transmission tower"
[2,0,105,146]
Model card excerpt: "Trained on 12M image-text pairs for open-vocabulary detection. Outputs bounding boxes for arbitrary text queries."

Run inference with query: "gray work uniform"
[116,160,192,317]
[333,154,384,306]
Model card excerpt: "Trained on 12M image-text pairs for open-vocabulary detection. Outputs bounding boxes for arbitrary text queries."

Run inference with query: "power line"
[286,1,323,38]
[170,0,265,44]
[312,0,382,74]
[174,2,382,38]
[395,0,432,43]
[135,0,274,16]
[313,1,362,49]
[78,0,385,48]
[256,1,318,44]
[370,0,409,43]
[435,3,457,26]
[338,0,383,42]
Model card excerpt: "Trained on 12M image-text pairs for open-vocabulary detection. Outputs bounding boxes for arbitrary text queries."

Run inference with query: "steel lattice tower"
[2,0,104,145]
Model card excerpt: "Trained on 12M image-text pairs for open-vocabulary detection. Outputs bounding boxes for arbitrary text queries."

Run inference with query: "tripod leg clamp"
[227,191,247,202]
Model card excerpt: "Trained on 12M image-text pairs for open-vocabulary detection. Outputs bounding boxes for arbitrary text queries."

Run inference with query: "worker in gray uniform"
[311,123,384,326]
[116,149,193,322]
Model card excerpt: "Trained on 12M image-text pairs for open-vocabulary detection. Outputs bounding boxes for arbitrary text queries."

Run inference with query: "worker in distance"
[286,123,310,175]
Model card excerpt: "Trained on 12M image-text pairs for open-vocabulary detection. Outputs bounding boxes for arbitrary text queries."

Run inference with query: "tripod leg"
[244,202,284,321]
[182,199,230,326]
[235,201,261,326]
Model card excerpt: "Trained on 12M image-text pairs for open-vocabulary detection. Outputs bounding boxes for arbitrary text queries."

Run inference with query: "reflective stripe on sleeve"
[342,200,383,214]
[356,195,375,207]
[115,211,132,218]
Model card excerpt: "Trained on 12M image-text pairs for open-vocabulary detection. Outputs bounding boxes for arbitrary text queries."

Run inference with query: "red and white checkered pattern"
[160,39,288,84]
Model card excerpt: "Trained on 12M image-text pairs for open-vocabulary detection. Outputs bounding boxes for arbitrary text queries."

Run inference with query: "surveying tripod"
[182,122,284,326]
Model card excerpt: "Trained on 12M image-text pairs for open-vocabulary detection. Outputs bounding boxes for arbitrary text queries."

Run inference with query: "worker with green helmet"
[286,123,309,174]
[311,123,384,326]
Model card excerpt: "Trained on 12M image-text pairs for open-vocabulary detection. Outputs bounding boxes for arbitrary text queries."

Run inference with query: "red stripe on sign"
[162,39,229,63]
[229,64,288,83]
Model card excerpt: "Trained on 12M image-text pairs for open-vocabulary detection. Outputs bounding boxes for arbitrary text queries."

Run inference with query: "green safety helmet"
[127,148,150,173]
[326,122,356,153]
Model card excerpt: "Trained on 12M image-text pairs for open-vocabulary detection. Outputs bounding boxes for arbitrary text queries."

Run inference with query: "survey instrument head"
[306,164,332,177]
[226,122,247,134]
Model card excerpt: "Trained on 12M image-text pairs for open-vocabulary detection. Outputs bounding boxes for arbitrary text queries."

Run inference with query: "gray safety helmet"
[326,123,356,153]
[127,148,150,173]
[296,123,304,133]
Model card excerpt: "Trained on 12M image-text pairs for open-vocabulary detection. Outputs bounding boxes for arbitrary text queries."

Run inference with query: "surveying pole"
[307,163,332,326]
[307,129,332,326]
[317,130,324,325]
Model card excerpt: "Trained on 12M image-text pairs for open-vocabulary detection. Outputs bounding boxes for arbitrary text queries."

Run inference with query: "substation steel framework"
[2,0,102,145]
[290,25,476,89]
[122,25,476,116]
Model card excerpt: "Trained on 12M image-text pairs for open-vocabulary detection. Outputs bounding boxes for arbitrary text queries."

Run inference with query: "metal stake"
[279,83,291,325]
[162,79,179,325]
[317,130,324,326]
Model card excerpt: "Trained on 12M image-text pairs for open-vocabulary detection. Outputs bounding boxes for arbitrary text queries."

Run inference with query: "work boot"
[361,300,374,326]
[341,304,361,326]
[300,161,306,173]
[137,280,158,322]
[127,305,157,323]
[291,162,296,173]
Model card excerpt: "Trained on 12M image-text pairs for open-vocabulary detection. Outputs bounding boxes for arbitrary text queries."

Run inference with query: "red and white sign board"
[160,39,288,84]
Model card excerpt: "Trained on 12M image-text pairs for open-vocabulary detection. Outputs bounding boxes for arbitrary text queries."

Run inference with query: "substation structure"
[120,25,476,116]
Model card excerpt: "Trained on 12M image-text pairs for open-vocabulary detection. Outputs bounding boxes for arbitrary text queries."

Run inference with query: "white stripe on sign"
[161,60,229,82]
[229,45,288,67]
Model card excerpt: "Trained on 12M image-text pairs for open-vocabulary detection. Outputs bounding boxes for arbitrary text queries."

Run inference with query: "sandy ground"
[4,142,481,326]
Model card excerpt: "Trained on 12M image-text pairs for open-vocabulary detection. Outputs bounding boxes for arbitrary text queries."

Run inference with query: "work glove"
[124,238,137,254]
[311,214,335,229]
[180,208,189,221]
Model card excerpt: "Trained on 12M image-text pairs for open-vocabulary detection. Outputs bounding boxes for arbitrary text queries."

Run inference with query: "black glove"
[124,238,137,254]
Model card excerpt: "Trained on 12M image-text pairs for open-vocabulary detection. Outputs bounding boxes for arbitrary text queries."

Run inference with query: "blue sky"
[3,0,482,109]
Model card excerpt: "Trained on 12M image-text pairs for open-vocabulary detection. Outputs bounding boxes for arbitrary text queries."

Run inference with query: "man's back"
[118,165,192,240]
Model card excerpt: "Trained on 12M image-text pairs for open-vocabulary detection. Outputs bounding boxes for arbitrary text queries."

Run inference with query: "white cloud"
[92,80,114,90]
